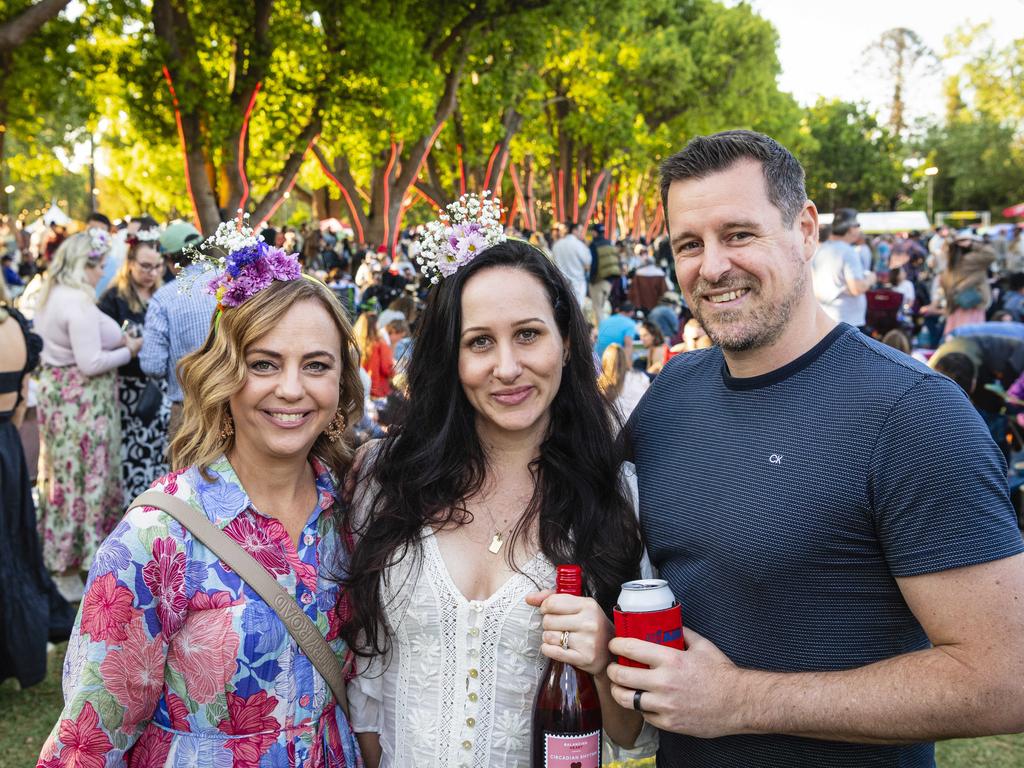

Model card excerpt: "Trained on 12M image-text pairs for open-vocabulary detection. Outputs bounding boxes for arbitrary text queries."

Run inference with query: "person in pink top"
[33,228,143,602]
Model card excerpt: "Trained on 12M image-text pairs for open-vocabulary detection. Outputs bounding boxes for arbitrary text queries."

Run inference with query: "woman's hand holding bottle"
[525,589,614,676]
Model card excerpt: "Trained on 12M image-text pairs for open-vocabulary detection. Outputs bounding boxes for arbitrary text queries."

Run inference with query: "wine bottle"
[531,564,603,768]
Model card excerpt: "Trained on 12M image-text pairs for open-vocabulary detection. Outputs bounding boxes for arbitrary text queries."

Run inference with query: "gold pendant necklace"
[488,532,504,554]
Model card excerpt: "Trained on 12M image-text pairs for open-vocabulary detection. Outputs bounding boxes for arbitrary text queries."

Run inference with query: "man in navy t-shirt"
[606,130,1024,767]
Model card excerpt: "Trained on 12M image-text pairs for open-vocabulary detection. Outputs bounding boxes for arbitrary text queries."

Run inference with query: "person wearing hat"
[935,228,996,338]
[589,222,620,324]
[812,207,876,329]
[139,220,214,443]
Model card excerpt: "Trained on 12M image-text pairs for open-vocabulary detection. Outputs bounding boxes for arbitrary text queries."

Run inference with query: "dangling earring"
[324,410,348,443]
[220,411,235,441]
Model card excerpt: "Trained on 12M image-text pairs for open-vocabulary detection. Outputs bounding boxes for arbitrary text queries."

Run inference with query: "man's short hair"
[933,352,977,394]
[617,301,635,315]
[659,129,807,227]
[87,212,111,228]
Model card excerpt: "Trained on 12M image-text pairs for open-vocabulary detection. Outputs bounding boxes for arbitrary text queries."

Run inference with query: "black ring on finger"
[633,689,644,712]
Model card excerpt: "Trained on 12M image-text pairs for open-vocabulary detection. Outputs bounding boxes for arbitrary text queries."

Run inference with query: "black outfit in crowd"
[0,307,74,688]
[97,288,170,503]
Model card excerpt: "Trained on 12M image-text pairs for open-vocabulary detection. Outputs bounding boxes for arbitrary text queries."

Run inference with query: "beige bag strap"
[128,489,350,719]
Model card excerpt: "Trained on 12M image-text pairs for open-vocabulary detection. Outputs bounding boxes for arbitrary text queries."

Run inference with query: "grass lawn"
[2,644,1022,767]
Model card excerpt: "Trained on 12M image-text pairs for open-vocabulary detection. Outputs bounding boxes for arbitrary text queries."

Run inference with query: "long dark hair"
[342,239,643,656]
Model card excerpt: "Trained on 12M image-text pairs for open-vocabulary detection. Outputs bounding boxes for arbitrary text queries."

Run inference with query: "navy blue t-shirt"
[627,323,1024,768]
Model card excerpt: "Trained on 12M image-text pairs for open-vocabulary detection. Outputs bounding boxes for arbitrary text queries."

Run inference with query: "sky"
[745,0,1024,122]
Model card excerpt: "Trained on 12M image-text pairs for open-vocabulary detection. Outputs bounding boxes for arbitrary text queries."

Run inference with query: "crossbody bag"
[128,489,350,719]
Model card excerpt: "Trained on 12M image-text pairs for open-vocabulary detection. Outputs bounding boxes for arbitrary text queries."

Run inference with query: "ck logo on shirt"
[769,454,783,465]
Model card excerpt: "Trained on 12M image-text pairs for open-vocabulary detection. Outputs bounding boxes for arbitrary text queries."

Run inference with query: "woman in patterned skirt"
[98,230,171,503]
[38,231,365,767]
[34,229,143,602]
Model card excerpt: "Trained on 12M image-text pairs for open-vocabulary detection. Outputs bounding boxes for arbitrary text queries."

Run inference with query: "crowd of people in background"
[3,199,1024,683]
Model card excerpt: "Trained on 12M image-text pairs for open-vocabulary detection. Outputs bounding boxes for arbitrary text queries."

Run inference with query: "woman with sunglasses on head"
[344,194,649,767]
[98,229,170,503]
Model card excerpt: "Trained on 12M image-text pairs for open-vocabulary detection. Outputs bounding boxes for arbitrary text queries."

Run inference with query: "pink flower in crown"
[265,247,302,281]
[54,702,112,768]
[100,615,166,728]
[142,537,188,635]
[81,572,137,643]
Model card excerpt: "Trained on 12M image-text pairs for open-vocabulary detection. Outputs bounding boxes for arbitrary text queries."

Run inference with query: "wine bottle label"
[543,729,601,767]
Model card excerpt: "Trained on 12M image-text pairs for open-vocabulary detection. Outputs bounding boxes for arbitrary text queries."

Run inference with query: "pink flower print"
[55,702,112,768]
[156,468,187,496]
[223,514,289,577]
[51,486,65,509]
[71,497,86,523]
[166,605,240,705]
[187,589,238,611]
[326,605,341,642]
[61,379,84,402]
[261,516,317,589]
[126,725,172,768]
[142,537,188,635]
[217,691,280,768]
[100,616,166,729]
[81,572,136,643]
[166,693,191,731]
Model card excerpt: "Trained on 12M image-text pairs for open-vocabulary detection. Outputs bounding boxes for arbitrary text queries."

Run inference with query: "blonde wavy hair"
[37,230,109,309]
[170,277,364,480]
[598,343,628,402]
[110,240,163,313]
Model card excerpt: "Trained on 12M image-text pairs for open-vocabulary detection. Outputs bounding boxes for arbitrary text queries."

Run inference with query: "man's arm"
[139,293,170,379]
[608,553,1024,742]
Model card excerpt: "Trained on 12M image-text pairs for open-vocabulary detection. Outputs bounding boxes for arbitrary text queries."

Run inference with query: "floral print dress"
[38,456,363,768]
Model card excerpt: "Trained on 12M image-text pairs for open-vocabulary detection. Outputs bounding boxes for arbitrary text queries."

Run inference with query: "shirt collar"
[193,454,339,529]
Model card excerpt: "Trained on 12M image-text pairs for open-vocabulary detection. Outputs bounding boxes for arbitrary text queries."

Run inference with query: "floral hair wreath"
[415,191,505,283]
[183,210,301,312]
[86,227,112,260]
[126,228,161,248]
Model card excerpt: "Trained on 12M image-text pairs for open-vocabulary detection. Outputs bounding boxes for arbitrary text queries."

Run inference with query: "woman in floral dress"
[33,229,142,601]
[39,230,365,767]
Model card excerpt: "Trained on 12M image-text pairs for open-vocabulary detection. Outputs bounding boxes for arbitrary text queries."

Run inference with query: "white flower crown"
[132,228,162,243]
[415,191,505,283]
[87,227,112,260]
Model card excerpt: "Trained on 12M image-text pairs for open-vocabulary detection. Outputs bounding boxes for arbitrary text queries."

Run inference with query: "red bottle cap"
[555,564,582,596]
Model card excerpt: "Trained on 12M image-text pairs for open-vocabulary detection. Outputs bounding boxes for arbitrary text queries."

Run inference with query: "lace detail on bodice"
[372,530,555,767]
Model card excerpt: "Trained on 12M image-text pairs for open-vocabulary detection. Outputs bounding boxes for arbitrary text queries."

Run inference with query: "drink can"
[613,579,684,668]
[616,579,675,613]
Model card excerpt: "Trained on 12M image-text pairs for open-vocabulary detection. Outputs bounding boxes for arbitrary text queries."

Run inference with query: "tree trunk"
[0,61,7,216]
[0,0,69,53]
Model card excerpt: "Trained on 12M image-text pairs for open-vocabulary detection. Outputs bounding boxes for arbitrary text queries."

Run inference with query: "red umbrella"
[1003,203,1024,218]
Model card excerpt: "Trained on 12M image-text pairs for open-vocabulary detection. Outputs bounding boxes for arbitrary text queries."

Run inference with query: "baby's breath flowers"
[182,210,301,310]
[416,191,505,283]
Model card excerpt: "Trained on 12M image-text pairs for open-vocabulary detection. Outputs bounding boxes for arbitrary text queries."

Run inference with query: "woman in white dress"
[344,220,646,767]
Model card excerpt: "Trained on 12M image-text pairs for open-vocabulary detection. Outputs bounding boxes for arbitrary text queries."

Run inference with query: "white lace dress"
[348,527,555,767]
[348,463,655,767]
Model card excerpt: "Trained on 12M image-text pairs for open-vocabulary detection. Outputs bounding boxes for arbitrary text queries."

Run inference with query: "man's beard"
[692,267,806,353]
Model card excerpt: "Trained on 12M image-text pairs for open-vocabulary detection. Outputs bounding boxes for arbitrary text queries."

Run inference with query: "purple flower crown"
[185,213,301,310]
